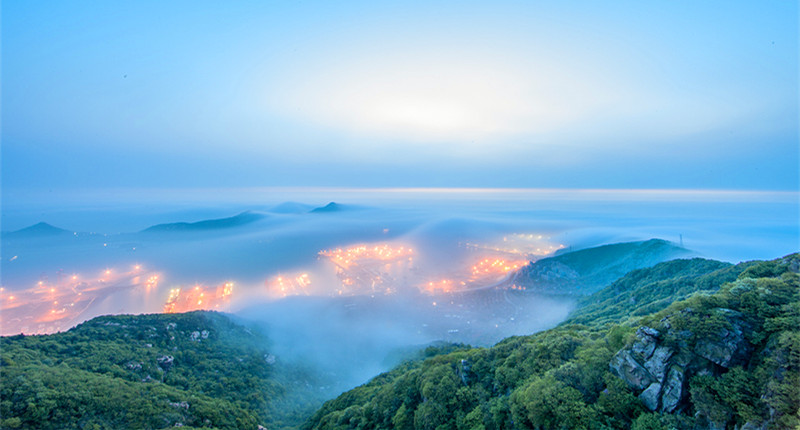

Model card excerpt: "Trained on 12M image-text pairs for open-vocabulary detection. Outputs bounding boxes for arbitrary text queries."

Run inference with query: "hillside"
[2,254,797,430]
[566,258,747,326]
[506,239,692,295]
[304,255,799,430]
[0,311,331,430]
[141,211,266,233]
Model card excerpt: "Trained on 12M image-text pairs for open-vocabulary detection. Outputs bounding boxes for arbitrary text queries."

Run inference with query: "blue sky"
[2,0,798,192]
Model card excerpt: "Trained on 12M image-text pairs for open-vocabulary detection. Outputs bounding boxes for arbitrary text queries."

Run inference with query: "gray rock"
[672,350,693,368]
[632,328,658,360]
[459,359,471,385]
[644,346,673,382]
[660,367,684,413]
[638,382,661,411]
[169,401,189,409]
[738,421,767,430]
[610,350,654,391]
[640,327,660,338]
[694,316,750,368]
[536,261,580,281]
[612,306,756,417]
[158,354,174,370]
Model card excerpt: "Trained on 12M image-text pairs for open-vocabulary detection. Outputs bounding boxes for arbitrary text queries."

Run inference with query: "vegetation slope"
[304,255,799,430]
[2,254,797,430]
[0,311,330,429]
[507,239,692,295]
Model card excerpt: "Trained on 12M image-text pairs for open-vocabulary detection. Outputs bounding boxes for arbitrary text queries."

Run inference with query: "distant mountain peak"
[4,222,70,238]
[310,202,343,213]
[27,221,64,231]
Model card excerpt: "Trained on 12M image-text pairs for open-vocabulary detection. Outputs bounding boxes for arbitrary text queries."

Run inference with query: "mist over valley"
[2,191,797,408]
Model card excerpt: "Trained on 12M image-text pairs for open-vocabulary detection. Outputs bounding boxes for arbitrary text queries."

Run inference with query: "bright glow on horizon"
[1,1,798,190]
[269,51,633,144]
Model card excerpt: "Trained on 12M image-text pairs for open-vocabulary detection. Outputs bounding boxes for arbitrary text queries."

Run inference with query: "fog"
[1,188,797,393]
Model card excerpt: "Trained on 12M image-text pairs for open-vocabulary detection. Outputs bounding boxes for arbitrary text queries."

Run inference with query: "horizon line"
[3,186,798,207]
[4,186,799,194]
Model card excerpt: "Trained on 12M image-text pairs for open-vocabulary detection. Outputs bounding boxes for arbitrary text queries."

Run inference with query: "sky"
[1,0,798,193]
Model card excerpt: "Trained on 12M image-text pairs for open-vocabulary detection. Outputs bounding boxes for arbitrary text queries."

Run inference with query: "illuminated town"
[0,265,161,335]
[264,273,312,298]
[1,235,563,335]
[318,243,415,295]
[462,233,566,258]
[163,281,234,313]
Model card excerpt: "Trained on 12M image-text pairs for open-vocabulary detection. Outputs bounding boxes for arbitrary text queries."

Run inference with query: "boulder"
[643,346,673,381]
[660,367,684,413]
[638,382,661,411]
[631,327,659,359]
[610,350,655,391]
[158,354,174,370]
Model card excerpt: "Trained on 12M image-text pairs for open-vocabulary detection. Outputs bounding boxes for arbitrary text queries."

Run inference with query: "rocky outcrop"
[524,261,580,283]
[610,309,752,413]
[693,310,750,368]
[611,347,656,392]
[157,354,174,370]
[458,359,471,386]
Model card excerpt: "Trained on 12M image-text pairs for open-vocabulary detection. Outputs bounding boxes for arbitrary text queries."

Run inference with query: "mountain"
[0,311,332,430]
[309,202,360,213]
[506,238,693,295]
[141,211,266,233]
[269,202,316,214]
[2,222,71,238]
[310,202,343,213]
[303,254,799,430]
[3,254,797,430]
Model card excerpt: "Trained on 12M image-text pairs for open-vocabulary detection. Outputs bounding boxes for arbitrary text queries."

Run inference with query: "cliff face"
[611,254,800,429]
[611,309,752,414]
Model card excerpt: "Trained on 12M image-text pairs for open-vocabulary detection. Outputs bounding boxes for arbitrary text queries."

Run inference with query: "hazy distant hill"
[309,202,361,213]
[141,211,266,233]
[2,222,71,239]
[507,238,693,295]
[269,201,316,214]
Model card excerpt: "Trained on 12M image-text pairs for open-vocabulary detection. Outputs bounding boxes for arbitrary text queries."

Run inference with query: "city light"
[163,281,235,313]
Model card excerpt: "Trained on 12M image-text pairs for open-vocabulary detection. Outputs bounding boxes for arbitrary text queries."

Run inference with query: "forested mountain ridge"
[0,311,331,429]
[1,254,797,430]
[566,258,747,326]
[304,255,799,430]
[506,239,692,295]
